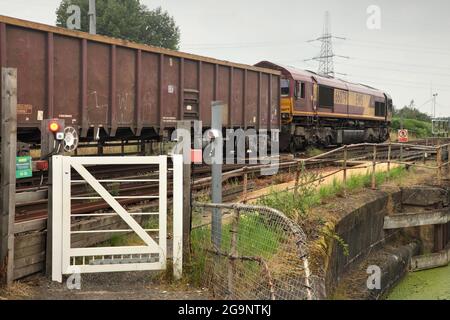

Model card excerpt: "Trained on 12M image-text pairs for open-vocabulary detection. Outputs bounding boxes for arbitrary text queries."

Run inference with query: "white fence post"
[51,156,64,283]
[172,155,183,280]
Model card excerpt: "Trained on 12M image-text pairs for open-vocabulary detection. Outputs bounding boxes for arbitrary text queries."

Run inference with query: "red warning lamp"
[47,119,65,141]
[49,121,60,133]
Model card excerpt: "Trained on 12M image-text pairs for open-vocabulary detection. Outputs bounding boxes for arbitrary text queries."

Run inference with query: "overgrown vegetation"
[188,213,283,286]
[391,117,432,138]
[257,166,406,224]
[393,105,431,122]
[256,166,406,260]
[305,147,324,158]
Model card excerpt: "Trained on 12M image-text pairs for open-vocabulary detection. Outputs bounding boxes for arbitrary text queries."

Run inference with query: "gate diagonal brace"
[70,162,161,252]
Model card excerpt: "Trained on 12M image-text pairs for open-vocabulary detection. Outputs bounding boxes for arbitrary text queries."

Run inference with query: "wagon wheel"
[63,126,79,153]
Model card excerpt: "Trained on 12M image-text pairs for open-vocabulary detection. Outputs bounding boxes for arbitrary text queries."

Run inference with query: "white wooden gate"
[51,155,183,282]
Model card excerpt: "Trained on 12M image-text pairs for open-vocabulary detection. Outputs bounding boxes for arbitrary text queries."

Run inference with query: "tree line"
[56,0,180,50]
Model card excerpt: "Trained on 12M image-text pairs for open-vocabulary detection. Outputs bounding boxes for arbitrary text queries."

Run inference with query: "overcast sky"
[1,0,449,116]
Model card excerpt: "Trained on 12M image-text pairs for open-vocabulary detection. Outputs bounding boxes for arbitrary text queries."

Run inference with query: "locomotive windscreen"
[281,79,290,96]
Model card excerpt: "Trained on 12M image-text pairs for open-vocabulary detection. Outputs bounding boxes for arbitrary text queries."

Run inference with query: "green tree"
[56,0,180,50]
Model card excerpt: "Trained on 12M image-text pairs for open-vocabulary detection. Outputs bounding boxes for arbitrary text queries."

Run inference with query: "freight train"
[256,61,392,152]
[0,15,391,152]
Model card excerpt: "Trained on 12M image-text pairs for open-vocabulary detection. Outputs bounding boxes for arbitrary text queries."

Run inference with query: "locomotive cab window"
[294,81,306,100]
[318,85,334,108]
[375,102,386,117]
[281,79,290,96]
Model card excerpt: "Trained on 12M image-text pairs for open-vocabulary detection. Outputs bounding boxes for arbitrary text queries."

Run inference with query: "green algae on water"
[387,264,450,300]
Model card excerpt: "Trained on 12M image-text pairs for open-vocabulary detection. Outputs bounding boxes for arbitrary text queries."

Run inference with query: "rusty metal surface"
[0,15,280,141]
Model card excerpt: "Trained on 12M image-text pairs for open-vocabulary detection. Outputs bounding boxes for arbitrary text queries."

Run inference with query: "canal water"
[387,264,450,300]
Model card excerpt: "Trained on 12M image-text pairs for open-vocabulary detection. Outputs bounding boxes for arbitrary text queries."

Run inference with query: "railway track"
[14,141,441,223]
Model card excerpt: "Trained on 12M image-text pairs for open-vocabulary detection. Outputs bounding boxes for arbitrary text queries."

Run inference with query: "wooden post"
[400,144,404,162]
[343,145,348,186]
[371,145,377,190]
[1,68,17,285]
[294,160,302,197]
[447,145,450,179]
[176,121,192,260]
[437,146,442,185]
[242,167,248,204]
[227,208,240,299]
[387,143,392,173]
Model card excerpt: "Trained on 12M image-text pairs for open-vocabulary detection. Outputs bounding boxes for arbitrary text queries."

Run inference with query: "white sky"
[1,0,450,116]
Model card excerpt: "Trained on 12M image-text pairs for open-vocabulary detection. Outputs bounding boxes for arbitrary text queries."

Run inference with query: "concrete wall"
[325,190,402,295]
[324,186,449,299]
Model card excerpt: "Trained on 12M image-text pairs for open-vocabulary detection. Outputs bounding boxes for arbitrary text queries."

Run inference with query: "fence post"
[227,208,240,299]
[423,147,427,164]
[172,154,184,280]
[242,167,248,203]
[437,146,442,185]
[371,145,377,190]
[211,101,224,249]
[447,145,450,179]
[0,68,17,285]
[387,143,392,173]
[176,121,193,262]
[447,145,450,180]
[294,160,302,197]
[343,145,348,193]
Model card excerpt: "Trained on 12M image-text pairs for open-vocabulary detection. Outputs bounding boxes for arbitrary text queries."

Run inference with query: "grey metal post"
[211,101,223,249]
[1,68,17,285]
[88,0,97,35]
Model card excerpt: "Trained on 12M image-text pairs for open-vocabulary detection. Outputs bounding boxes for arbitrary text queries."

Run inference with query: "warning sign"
[398,129,409,143]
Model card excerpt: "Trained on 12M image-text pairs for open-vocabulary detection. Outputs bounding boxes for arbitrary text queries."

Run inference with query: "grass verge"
[257,166,407,223]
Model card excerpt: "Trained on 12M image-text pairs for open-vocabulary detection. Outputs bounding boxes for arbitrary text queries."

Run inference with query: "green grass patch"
[306,147,324,158]
[257,166,407,222]
[188,213,283,286]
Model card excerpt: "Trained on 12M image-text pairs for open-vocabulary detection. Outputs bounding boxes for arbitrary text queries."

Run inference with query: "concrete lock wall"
[324,190,399,295]
[323,186,450,299]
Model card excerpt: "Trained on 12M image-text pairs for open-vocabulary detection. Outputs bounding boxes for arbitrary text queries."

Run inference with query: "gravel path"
[1,271,210,300]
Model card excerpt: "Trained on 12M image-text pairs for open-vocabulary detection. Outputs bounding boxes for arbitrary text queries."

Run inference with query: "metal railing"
[191,202,317,300]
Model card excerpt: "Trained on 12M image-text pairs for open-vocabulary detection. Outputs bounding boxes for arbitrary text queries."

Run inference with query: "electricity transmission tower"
[305,11,349,77]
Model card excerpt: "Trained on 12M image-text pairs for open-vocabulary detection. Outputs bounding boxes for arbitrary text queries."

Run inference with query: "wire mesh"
[191,203,317,300]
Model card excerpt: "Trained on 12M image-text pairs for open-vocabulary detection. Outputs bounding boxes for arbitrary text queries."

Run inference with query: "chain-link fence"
[190,202,318,300]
